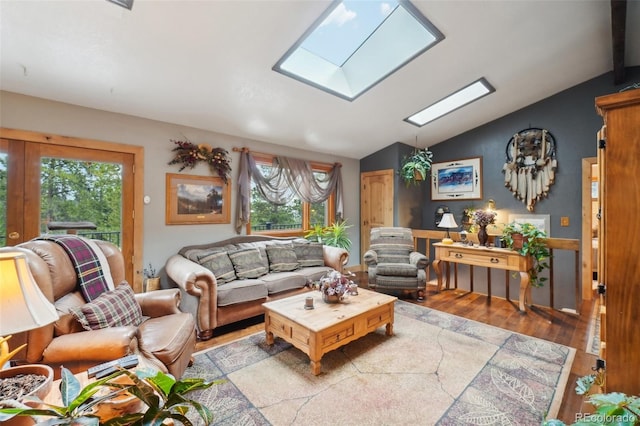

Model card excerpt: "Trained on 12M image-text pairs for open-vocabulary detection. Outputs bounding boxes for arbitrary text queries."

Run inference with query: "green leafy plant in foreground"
[542,371,640,426]
[0,366,220,425]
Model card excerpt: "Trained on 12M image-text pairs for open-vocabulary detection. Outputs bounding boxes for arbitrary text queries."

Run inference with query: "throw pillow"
[228,247,268,279]
[293,242,325,267]
[196,249,237,284]
[266,245,299,272]
[69,283,144,331]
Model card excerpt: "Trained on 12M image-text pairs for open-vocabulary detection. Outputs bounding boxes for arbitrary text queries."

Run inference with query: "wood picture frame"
[431,157,482,200]
[165,173,230,225]
[507,214,551,236]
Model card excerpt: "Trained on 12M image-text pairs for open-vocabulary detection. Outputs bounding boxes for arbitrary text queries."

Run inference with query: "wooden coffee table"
[262,288,397,375]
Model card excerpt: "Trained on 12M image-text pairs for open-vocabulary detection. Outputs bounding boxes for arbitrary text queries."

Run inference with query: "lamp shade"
[438,213,458,229]
[0,252,58,335]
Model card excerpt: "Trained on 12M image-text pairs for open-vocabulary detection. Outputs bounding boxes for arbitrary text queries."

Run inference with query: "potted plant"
[501,222,551,287]
[399,148,433,186]
[303,224,326,244]
[0,336,55,422]
[0,366,219,425]
[323,220,352,251]
[304,220,352,251]
[143,263,160,292]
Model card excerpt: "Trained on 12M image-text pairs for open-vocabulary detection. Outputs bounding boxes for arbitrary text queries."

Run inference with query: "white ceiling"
[1,0,639,159]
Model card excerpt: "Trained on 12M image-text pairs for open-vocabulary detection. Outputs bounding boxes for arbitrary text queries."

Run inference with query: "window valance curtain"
[235,150,344,233]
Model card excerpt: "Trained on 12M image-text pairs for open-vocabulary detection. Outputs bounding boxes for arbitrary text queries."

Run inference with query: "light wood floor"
[195,272,597,424]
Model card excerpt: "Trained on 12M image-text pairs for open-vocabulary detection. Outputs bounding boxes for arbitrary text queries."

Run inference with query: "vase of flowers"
[472,209,497,247]
[318,270,354,303]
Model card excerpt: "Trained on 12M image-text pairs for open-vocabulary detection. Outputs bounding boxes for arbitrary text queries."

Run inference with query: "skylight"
[405,78,496,127]
[273,0,444,101]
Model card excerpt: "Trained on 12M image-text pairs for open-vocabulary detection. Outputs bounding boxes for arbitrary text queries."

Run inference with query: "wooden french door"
[0,129,144,290]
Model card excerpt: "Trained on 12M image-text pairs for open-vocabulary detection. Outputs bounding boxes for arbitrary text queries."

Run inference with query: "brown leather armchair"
[0,239,196,379]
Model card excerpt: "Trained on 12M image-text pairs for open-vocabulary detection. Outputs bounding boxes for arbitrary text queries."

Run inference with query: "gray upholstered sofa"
[166,235,349,340]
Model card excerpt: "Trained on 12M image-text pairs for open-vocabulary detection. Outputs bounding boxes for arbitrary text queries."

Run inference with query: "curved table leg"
[433,259,447,292]
[518,271,531,312]
[310,358,322,375]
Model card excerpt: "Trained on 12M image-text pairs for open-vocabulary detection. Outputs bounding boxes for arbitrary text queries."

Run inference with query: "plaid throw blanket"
[38,235,110,301]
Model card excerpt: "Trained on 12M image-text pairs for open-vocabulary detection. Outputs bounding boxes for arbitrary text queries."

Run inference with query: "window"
[273,0,444,101]
[405,78,495,126]
[249,155,335,236]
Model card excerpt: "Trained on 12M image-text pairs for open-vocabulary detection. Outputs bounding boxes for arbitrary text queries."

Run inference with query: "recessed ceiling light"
[273,0,444,101]
[405,78,495,127]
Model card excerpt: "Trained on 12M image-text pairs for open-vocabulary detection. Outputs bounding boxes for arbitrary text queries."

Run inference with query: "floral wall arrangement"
[168,139,231,184]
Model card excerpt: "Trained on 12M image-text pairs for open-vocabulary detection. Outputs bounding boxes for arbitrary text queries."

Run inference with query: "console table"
[432,242,533,312]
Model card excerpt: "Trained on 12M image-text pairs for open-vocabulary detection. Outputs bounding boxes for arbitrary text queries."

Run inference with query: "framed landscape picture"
[166,173,231,225]
[431,157,482,200]
[508,214,550,235]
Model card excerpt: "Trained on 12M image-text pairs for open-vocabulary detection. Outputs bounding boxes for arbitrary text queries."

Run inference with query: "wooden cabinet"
[595,89,640,395]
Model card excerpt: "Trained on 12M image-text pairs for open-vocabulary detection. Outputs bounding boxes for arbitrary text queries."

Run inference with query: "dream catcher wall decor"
[502,128,557,211]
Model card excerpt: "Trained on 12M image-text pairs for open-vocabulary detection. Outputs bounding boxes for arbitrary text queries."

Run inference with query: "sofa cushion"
[295,265,333,283]
[293,242,325,267]
[69,283,144,331]
[376,263,418,277]
[266,245,299,272]
[372,246,410,264]
[228,247,268,279]
[195,249,237,284]
[234,242,270,270]
[260,271,307,294]
[216,279,268,306]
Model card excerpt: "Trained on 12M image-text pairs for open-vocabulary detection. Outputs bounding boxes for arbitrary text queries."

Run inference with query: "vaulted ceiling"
[1,1,638,159]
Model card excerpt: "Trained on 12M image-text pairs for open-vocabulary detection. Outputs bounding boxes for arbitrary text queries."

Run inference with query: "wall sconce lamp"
[0,252,59,367]
[438,213,458,245]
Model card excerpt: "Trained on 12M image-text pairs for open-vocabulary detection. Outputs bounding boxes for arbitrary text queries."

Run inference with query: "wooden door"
[360,169,394,263]
[596,89,640,395]
[0,129,144,292]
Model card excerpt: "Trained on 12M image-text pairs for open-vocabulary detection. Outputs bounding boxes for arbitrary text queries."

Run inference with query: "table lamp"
[0,251,59,368]
[438,213,458,245]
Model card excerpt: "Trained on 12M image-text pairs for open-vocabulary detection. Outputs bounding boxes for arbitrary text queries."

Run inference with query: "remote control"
[94,356,139,379]
[87,354,139,378]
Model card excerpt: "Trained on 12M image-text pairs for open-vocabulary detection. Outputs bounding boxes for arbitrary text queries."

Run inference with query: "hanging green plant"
[168,139,232,184]
[399,148,433,186]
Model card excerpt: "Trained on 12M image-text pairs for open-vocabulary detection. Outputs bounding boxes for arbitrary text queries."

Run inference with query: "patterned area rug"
[183,301,575,425]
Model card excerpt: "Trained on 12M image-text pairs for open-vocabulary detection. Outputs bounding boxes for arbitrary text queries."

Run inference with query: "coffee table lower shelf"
[263,289,396,375]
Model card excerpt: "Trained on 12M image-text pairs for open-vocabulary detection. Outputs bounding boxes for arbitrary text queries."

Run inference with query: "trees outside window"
[40,158,122,243]
[249,161,333,236]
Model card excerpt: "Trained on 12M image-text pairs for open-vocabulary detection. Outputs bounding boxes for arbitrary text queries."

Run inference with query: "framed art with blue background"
[431,157,482,201]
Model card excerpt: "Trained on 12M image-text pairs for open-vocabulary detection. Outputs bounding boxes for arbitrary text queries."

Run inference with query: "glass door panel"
[40,157,123,247]
[2,137,136,285]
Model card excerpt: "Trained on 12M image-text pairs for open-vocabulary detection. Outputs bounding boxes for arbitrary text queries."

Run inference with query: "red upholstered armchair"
[0,239,196,379]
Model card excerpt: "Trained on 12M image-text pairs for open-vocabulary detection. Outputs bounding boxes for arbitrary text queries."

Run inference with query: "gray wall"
[362,67,640,311]
[0,91,362,286]
[361,141,424,228]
